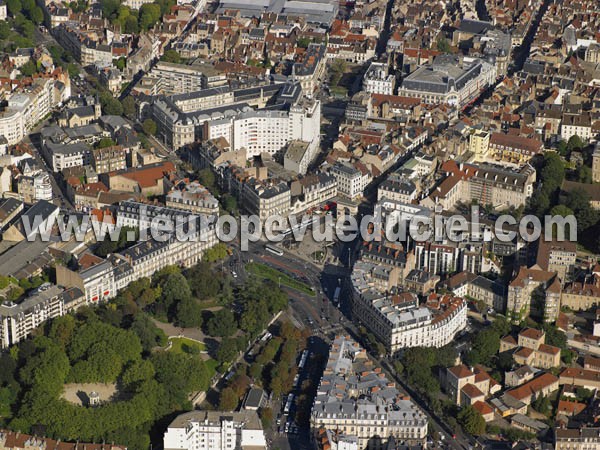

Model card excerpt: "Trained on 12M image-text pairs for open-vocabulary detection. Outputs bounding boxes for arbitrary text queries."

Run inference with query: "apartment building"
[397,55,496,108]
[18,173,53,203]
[488,132,543,164]
[242,179,291,222]
[0,430,126,450]
[561,276,600,311]
[445,364,501,406]
[500,328,561,369]
[163,410,267,450]
[57,200,218,303]
[191,138,247,172]
[426,160,536,210]
[233,98,321,159]
[143,61,220,96]
[367,94,422,120]
[535,239,577,283]
[43,141,92,172]
[471,163,536,208]
[0,284,64,349]
[291,43,327,95]
[0,78,64,145]
[150,82,314,152]
[507,266,561,323]
[504,372,559,406]
[413,242,461,277]
[311,335,428,449]
[91,146,128,174]
[442,271,506,312]
[166,181,219,215]
[555,428,600,450]
[377,173,417,204]
[284,140,316,175]
[561,113,594,142]
[116,200,217,233]
[290,173,338,214]
[403,269,439,295]
[362,61,395,95]
[469,129,490,161]
[330,161,371,200]
[118,236,216,281]
[351,256,467,354]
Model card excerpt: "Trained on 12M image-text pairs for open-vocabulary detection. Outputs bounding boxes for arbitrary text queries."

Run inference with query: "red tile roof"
[448,364,473,379]
[473,400,494,416]
[560,368,600,383]
[109,162,176,188]
[506,373,558,401]
[538,343,560,356]
[557,400,586,416]
[519,328,544,341]
[462,383,485,399]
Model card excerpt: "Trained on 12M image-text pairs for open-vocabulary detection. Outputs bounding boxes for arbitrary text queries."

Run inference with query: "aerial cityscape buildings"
[0,0,599,448]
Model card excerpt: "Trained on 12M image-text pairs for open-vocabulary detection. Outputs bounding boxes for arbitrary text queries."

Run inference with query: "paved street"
[224,233,474,449]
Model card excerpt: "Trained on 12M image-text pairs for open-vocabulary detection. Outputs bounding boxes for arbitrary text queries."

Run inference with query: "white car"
[231,270,238,278]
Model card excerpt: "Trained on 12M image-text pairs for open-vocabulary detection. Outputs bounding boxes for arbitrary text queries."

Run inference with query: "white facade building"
[362,61,395,95]
[163,410,267,450]
[232,98,320,158]
[0,78,59,146]
[311,335,428,448]
[0,284,64,349]
[330,162,371,200]
[351,253,467,354]
[123,0,155,9]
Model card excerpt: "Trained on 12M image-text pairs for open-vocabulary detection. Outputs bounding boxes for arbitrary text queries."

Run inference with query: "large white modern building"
[163,410,267,450]
[311,335,428,449]
[150,82,319,155]
[0,284,83,349]
[218,97,321,159]
[0,78,67,146]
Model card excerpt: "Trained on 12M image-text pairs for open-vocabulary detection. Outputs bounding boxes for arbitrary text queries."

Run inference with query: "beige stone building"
[91,146,128,174]
[311,335,428,449]
[500,328,561,369]
[507,266,562,323]
[535,239,576,283]
[445,364,501,406]
[555,427,600,450]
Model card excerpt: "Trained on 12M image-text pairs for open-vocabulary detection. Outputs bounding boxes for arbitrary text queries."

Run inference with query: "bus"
[333,287,341,305]
[260,332,272,342]
[265,244,284,256]
[298,350,309,369]
[283,393,294,414]
[282,216,319,237]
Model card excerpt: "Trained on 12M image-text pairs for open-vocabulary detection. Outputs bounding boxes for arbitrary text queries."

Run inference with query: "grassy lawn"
[246,262,314,296]
[205,359,220,374]
[330,85,348,98]
[169,337,205,355]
